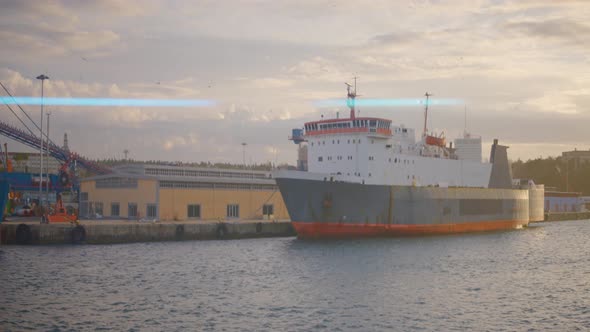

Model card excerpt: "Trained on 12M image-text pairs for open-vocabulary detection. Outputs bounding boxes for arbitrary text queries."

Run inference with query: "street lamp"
[37,74,49,218]
[46,111,51,206]
[241,142,247,169]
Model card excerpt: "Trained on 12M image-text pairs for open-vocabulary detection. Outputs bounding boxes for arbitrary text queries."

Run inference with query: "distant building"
[2,152,61,174]
[580,197,590,212]
[544,191,583,212]
[561,149,590,169]
[79,164,289,221]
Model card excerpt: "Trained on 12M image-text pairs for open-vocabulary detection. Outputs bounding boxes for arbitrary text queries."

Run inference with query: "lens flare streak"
[0,97,216,107]
[314,98,463,108]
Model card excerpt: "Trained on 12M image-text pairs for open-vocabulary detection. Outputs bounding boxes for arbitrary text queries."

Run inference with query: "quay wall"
[542,212,590,222]
[0,220,295,245]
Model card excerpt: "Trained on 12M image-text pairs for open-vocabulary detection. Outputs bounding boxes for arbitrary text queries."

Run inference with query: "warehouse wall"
[80,179,289,221]
[158,187,288,221]
[80,179,158,219]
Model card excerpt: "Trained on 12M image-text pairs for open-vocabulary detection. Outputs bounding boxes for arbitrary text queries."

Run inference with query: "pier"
[0,219,295,245]
[542,212,590,222]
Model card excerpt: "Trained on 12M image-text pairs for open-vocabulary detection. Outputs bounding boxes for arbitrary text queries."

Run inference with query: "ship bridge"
[304,117,392,138]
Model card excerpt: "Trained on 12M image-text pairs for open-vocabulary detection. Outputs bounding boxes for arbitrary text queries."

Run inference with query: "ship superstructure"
[296,82,490,187]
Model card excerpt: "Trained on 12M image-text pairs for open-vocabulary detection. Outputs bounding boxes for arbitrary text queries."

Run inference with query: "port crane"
[0,82,112,188]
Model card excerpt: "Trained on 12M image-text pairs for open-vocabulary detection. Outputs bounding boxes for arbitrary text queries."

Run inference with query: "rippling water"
[1,220,589,331]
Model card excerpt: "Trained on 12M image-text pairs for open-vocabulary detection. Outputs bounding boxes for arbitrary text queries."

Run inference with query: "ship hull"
[292,220,527,239]
[276,173,534,239]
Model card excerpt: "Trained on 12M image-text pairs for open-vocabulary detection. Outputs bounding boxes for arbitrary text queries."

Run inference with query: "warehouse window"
[147,204,157,218]
[95,202,104,217]
[128,203,138,218]
[187,204,201,218]
[227,204,239,218]
[111,203,120,217]
[262,204,274,216]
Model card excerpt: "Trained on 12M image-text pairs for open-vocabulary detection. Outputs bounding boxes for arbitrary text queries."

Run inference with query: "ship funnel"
[488,139,513,189]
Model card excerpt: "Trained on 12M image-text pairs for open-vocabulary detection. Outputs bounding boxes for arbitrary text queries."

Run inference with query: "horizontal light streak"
[0,97,216,107]
[314,98,463,108]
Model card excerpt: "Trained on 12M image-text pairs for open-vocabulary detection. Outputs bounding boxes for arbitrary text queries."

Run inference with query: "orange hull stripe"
[292,220,528,238]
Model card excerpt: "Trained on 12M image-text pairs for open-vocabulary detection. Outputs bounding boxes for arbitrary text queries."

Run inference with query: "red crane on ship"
[422,92,446,148]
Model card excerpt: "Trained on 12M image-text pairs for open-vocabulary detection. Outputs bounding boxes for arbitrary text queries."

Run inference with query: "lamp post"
[46,111,51,206]
[37,74,49,217]
[241,142,247,169]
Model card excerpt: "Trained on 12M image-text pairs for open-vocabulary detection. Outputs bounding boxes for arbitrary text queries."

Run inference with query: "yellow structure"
[79,164,288,221]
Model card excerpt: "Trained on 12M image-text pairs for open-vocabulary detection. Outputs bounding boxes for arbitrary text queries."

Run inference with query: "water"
[1,221,589,331]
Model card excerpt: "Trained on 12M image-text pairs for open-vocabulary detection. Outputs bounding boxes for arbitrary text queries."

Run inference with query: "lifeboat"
[425,135,446,148]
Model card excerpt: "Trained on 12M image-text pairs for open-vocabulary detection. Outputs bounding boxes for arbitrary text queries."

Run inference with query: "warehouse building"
[544,191,583,213]
[79,164,288,221]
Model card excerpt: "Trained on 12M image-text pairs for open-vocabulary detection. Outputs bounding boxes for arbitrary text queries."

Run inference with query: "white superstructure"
[454,134,483,163]
[291,84,492,188]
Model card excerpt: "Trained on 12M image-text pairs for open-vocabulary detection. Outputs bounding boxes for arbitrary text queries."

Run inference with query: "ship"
[274,82,544,238]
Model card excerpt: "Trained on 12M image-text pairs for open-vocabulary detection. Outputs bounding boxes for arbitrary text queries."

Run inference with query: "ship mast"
[346,77,357,119]
[423,92,432,138]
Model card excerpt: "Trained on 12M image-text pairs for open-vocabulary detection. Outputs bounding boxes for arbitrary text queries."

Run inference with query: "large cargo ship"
[275,83,544,238]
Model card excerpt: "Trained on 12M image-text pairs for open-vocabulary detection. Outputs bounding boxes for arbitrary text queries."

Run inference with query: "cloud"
[0,1,125,60]
[370,31,422,45]
[251,78,294,89]
[2,1,590,165]
[504,18,590,46]
[61,30,121,52]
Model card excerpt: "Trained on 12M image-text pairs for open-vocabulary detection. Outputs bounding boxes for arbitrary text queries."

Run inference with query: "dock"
[542,211,590,222]
[0,219,295,245]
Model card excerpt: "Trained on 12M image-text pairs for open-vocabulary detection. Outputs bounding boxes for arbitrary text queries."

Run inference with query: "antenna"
[345,76,358,119]
[464,104,467,137]
[423,92,432,137]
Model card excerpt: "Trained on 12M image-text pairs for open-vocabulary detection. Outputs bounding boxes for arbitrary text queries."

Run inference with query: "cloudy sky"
[1,0,589,165]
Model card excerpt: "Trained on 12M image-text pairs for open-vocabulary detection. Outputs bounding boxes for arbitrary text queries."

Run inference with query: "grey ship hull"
[276,176,543,238]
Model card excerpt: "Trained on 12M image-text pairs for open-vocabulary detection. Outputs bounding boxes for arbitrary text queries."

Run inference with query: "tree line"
[512,157,590,194]
[95,158,294,171]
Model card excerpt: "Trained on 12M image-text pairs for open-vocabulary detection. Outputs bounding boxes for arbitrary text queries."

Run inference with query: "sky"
[0,0,589,165]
